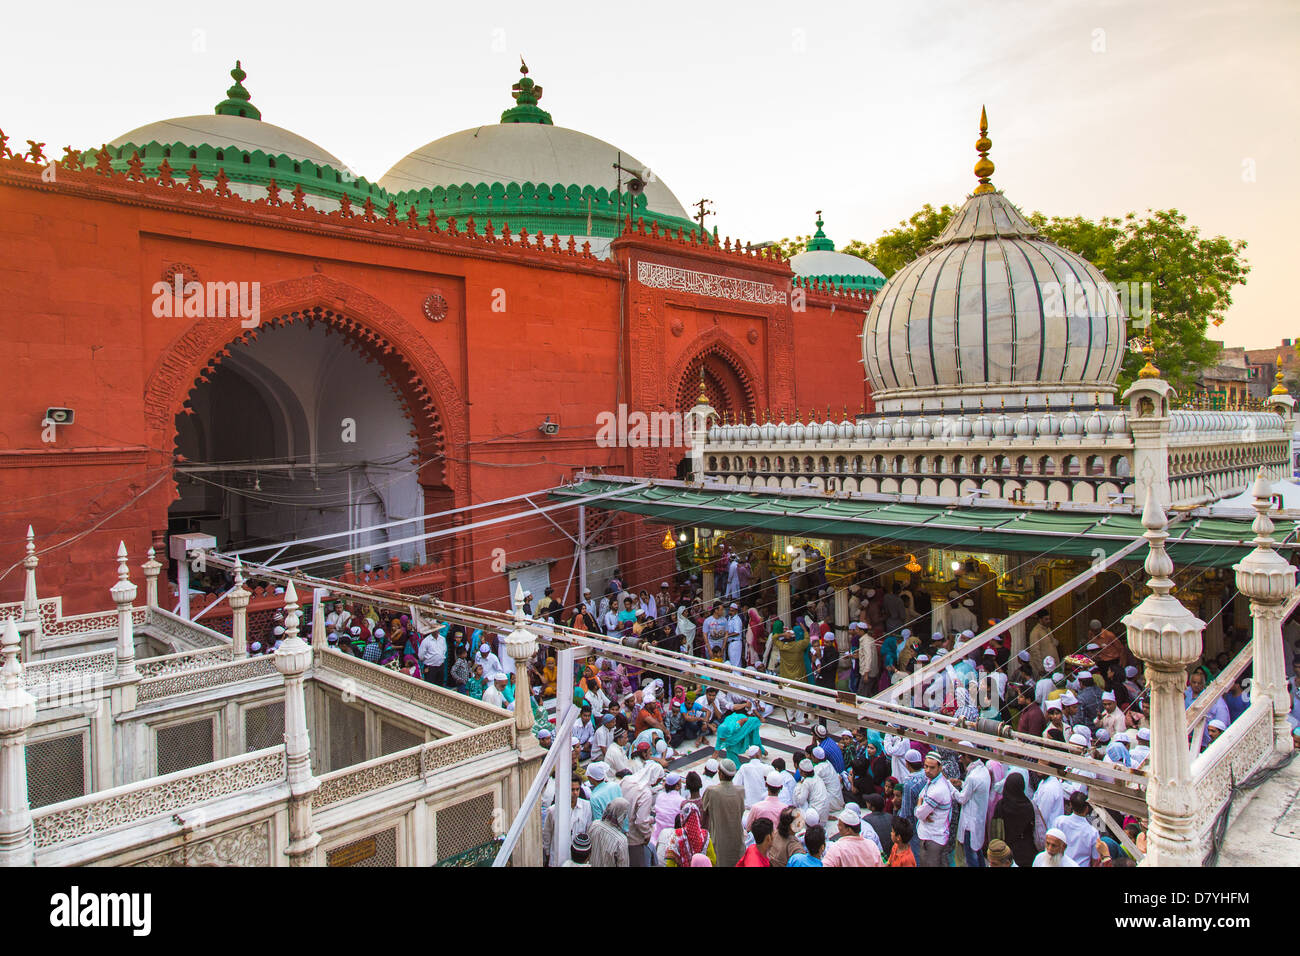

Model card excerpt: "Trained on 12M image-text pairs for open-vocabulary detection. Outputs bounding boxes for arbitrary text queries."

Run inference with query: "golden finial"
[1137,339,1160,379]
[697,365,708,405]
[973,105,995,195]
[1272,357,1289,395]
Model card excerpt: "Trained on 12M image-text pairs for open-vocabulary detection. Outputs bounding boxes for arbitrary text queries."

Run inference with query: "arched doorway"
[170,315,442,572]
[675,346,757,422]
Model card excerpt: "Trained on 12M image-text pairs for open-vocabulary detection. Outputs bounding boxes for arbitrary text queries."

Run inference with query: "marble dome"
[861,110,1127,412]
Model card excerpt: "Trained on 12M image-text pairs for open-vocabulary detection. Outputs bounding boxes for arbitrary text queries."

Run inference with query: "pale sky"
[3,0,1296,347]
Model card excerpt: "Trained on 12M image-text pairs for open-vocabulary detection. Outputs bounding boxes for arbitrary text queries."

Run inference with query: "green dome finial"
[214,60,261,120]
[501,57,554,125]
[806,209,834,251]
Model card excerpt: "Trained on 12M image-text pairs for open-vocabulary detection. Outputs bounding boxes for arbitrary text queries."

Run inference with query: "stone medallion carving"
[161,261,200,288]
[747,328,759,345]
[423,291,449,322]
[670,318,684,337]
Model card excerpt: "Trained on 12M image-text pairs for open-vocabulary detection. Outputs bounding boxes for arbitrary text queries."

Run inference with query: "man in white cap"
[698,757,721,792]
[746,771,789,833]
[812,746,845,814]
[725,552,741,600]
[481,672,510,710]
[1027,609,1058,676]
[1043,699,1067,740]
[1035,662,1061,708]
[795,757,830,824]
[586,762,620,822]
[725,603,745,667]
[1130,727,1152,768]
[1185,667,1230,748]
[477,641,503,682]
[914,753,955,867]
[949,597,978,636]
[1097,691,1126,739]
[882,731,913,783]
[822,807,882,866]
[735,745,773,807]
[1205,718,1228,750]
[1033,827,1078,866]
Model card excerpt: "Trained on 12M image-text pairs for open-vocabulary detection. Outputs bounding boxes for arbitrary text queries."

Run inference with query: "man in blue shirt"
[787,824,825,867]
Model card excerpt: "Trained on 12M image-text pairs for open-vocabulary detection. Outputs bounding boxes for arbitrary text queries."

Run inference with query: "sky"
[2,0,1296,348]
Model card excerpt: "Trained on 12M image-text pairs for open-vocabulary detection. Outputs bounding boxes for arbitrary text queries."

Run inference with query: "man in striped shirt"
[914,752,954,867]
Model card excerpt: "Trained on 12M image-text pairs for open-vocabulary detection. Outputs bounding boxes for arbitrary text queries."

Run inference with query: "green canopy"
[551,479,1299,569]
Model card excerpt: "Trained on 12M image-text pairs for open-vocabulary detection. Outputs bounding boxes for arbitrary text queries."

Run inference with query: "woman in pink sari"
[745,608,766,668]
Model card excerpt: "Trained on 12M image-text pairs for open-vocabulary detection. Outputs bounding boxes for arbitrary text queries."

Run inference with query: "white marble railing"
[317,649,509,727]
[1190,700,1275,860]
[314,722,515,809]
[33,746,287,849]
[134,644,234,679]
[135,654,279,703]
[144,607,230,649]
[23,648,117,686]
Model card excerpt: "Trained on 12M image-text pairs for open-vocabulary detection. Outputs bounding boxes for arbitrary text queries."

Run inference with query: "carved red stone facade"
[0,150,870,613]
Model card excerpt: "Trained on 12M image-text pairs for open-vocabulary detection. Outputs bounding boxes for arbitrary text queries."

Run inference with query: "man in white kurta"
[952,751,991,867]
[1031,774,1065,848]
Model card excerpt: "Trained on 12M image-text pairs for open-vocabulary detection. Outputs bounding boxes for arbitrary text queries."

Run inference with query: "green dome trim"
[500,60,554,125]
[84,139,703,240]
[805,211,834,252]
[214,60,262,121]
[396,181,699,240]
[86,140,386,206]
[802,272,886,292]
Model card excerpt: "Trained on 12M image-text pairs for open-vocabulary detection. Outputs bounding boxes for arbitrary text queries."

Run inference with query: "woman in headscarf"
[662,803,713,867]
[675,606,698,659]
[588,797,630,867]
[539,655,558,699]
[745,608,765,668]
[992,770,1037,868]
[768,806,804,867]
[859,739,891,796]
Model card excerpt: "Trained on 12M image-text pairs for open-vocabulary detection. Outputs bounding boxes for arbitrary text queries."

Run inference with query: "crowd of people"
[230,545,1300,867]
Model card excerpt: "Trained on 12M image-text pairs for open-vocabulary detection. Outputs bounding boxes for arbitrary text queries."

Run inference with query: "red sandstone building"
[0,62,875,614]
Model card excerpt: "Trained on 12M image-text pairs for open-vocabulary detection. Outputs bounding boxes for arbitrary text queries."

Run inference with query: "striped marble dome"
[861,190,1127,411]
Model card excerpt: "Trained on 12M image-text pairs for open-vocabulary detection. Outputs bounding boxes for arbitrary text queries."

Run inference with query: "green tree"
[1028,209,1250,394]
[771,235,810,260]
[842,203,957,278]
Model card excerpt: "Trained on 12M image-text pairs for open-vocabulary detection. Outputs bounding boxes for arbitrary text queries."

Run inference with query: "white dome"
[111,114,345,170]
[379,123,689,221]
[862,190,1127,408]
[789,249,885,282]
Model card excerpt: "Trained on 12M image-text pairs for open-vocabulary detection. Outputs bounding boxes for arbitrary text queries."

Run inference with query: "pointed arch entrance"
[672,337,760,422]
[143,275,467,569]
